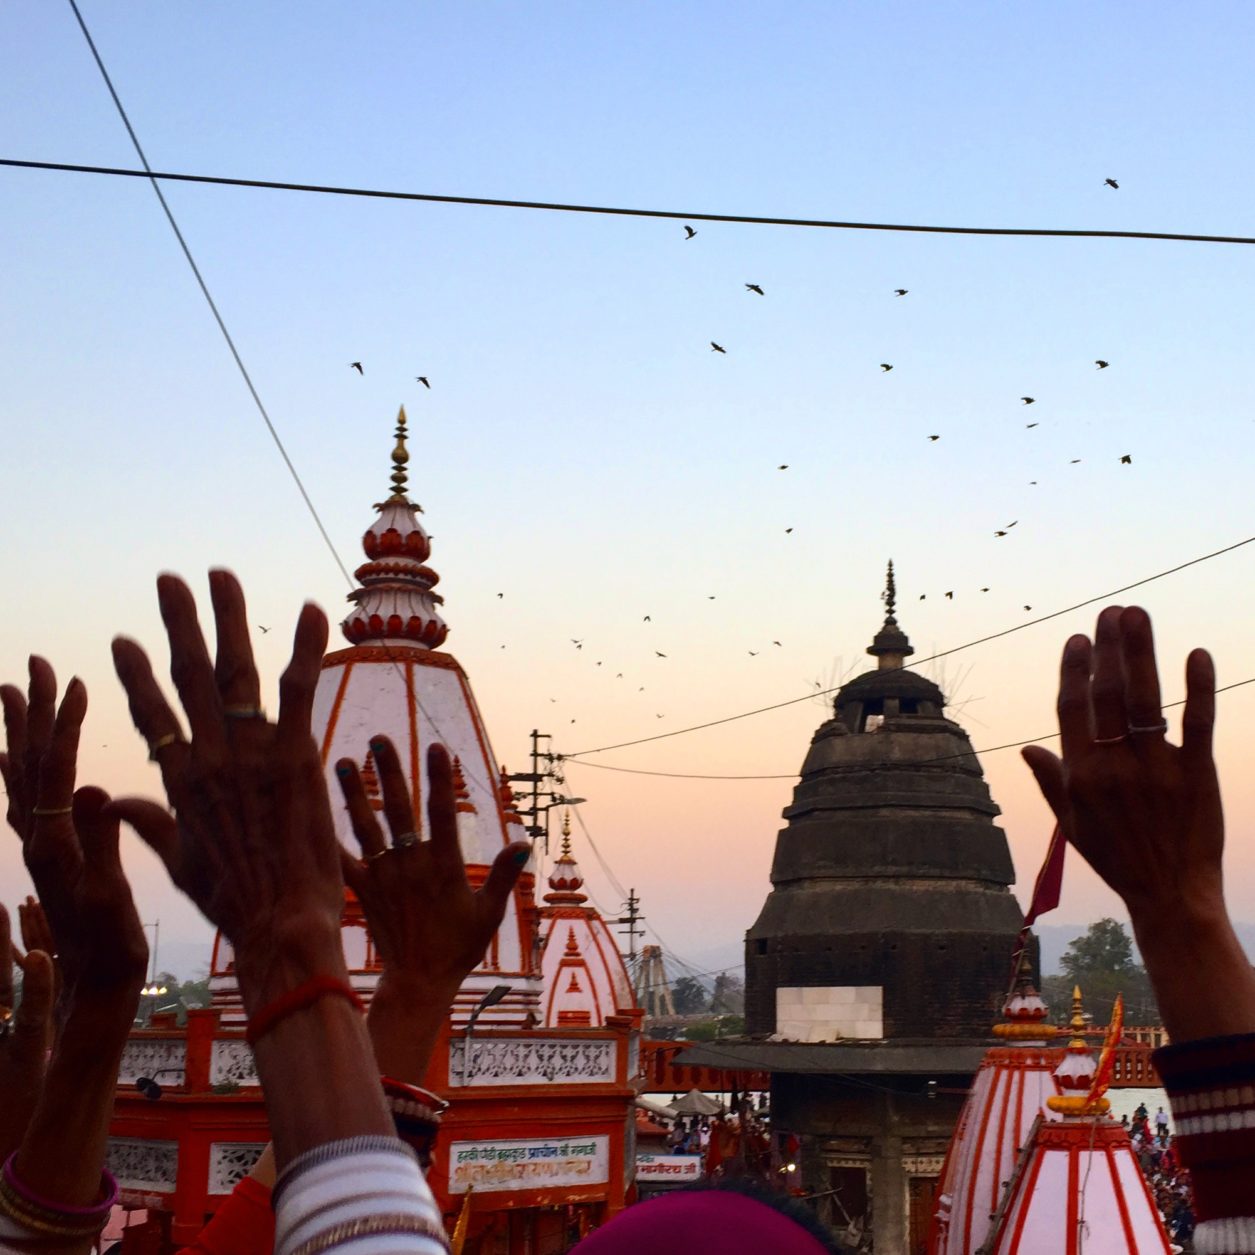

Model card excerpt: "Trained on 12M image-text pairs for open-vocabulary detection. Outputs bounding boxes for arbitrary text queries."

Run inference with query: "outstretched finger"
[0,686,28,822]
[339,845,369,900]
[425,743,461,869]
[11,947,53,1054]
[34,677,85,814]
[478,843,530,933]
[1021,746,1071,831]
[105,797,183,886]
[1181,648,1216,765]
[209,570,262,713]
[21,659,57,813]
[112,637,190,789]
[17,898,55,959]
[1120,607,1164,734]
[335,758,387,861]
[157,574,226,757]
[1090,606,1128,742]
[1057,636,1094,760]
[0,905,12,1011]
[276,604,328,747]
[369,736,418,846]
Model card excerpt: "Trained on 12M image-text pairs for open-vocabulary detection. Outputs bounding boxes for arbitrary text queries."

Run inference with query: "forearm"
[15,994,137,1205]
[367,974,455,1082]
[1132,907,1255,1043]
[237,935,393,1170]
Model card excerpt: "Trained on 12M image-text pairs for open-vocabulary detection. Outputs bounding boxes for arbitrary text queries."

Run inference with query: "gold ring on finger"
[366,847,393,863]
[148,732,188,761]
[223,705,267,720]
[31,805,74,816]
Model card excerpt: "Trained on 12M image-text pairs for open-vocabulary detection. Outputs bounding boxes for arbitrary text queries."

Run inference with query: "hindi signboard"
[449,1135,610,1194]
[635,1153,704,1184]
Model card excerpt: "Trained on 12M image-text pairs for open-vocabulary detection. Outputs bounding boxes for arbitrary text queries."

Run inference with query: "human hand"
[0,662,147,1009]
[1021,605,1223,922]
[339,740,528,995]
[109,570,343,1010]
[0,904,55,1160]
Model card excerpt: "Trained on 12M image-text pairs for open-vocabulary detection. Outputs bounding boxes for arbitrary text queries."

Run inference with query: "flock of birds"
[340,179,1135,724]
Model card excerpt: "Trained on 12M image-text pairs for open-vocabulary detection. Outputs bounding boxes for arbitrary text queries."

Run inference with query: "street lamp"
[463,984,512,1086]
[136,1067,184,1102]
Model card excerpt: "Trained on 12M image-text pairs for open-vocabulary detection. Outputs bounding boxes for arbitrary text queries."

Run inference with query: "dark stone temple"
[683,564,1028,1254]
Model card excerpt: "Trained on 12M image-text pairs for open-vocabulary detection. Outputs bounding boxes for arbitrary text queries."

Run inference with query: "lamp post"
[463,984,512,1087]
[138,921,168,1020]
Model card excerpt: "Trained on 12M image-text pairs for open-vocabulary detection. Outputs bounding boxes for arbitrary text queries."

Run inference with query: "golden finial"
[1068,984,1087,1046]
[560,809,573,858]
[388,405,410,501]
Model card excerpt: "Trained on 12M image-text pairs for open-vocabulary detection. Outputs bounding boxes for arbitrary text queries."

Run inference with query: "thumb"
[73,786,124,876]
[1021,746,1070,827]
[12,948,54,1054]
[104,795,181,875]
[479,843,530,930]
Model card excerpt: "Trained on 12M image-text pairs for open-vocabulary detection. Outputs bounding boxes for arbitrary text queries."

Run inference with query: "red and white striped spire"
[341,406,449,649]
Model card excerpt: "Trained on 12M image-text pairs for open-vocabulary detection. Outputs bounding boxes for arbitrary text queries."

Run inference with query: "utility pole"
[615,888,645,976]
[506,730,585,854]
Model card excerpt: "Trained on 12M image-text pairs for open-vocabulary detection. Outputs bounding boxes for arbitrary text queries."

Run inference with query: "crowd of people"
[0,583,1253,1253]
[1123,1104,1196,1250]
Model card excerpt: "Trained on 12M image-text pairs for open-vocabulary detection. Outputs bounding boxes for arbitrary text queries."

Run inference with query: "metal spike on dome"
[388,405,411,502]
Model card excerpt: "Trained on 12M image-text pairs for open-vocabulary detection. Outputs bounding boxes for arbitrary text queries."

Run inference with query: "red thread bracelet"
[245,976,365,1045]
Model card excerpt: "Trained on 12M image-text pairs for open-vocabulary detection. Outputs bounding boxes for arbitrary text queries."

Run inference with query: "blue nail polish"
[370,738,387,754]
[512,848,530,867]
[335,764,353,779]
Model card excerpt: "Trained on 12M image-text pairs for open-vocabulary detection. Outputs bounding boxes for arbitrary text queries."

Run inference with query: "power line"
[65,0,502,806]
[564,533,1255,758]
[8,156,1255,248]
[559,673,1255,781]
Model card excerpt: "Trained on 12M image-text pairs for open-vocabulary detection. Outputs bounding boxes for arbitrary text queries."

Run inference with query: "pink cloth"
[571,1188,829,1254]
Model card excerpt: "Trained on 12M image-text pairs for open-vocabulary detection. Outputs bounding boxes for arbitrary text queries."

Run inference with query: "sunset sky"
[4,1,1255,979]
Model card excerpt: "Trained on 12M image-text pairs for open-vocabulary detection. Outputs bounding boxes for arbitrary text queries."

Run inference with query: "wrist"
[233,923,347,1014]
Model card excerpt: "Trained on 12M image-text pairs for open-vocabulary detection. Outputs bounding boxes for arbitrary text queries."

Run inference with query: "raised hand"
[337,740,529,1078]
[1022,604,1255,1041]
[109,571,342,1010]
[0,904,55,1159]
[1021,605,1223,919]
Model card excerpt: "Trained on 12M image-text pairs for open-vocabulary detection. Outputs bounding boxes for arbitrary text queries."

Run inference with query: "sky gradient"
[4,1,1255,980]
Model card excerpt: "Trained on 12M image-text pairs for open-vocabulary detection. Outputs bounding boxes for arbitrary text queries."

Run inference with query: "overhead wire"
[63,0,510,806]
[9,157,1255,247]
[557,672,1255,781]
[563,532,1255,759]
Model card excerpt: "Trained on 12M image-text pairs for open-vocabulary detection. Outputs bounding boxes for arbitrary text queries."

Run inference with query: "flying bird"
[880,363,894,372]
[258,625,270,633]
[1095,360,1109,369]
[643,615,651,622]
[349,361,363,374]
[945,591,954,600]
[1006,520,1018,528]
[616,673,623,678]
[1024,605,1033,612]
[655,651,667,658]
[894,289,908,297]
[1104,178,1119,189]
[1071,459,1082,464]
[778,464,788,470]
[995,530,1008,537]
[1026,422,1039,428]
[772,641,782,646]
[708,595,716,599]
[711,342,727,354]
[980,587,990,592]
[1121,454,1132,464]
[927,435,940,442]
[748,651,759,657]
[684,225,697,239]
[919,594,926,601]
[785,527,793,533]
[497,593,504,599]
[746,284,764,296]
[1021,397,1035,405]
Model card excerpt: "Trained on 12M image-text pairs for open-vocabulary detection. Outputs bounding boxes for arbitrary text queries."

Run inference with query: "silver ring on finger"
[393,830,421,849]
[1128,720,1169,735]
[1091,733,1128,746]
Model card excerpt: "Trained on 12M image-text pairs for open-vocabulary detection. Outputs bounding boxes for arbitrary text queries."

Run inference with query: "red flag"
[1008,825,1067,990]
[1086,994,1124,1108]
[1024,823,1067,926]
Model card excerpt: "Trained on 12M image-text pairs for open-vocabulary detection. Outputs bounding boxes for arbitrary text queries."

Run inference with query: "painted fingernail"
[512,848,531,867]
[335,763,353,779]
[370,737,388,754]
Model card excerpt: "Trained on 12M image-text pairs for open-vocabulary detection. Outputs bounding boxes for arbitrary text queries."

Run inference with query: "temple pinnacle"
[882,559,898,621]
[388,405,410,502]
